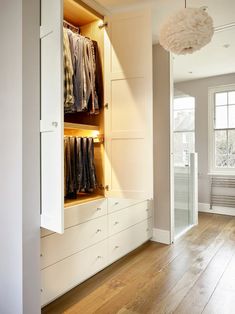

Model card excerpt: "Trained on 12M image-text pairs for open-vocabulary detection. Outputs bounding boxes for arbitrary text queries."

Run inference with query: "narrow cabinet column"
[153,44,173,244]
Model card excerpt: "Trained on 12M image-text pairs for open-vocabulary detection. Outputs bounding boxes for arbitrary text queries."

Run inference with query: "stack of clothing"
[64,137,98,198]
[63,27,103,114]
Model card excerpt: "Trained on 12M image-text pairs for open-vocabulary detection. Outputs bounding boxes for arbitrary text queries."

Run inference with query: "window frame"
[208,84,235,175]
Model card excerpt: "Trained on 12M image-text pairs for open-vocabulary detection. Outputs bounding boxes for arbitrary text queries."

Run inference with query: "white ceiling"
[94,0,235,82]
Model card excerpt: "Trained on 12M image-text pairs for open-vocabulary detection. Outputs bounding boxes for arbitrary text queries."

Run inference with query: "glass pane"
[174,110,194,131]
[216,154,228,168]
[215,106,228,129]
[229,105,235,128]
[215,92,227,106]
[215,130,227,155]
[228,91,235,105]
[174,132,195,166]
[228,155,235,168]
[228,130,235,154]
[174,97,195,110]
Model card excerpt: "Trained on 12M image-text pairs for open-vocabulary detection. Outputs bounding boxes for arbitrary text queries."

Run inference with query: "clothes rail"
[63,20,80,33]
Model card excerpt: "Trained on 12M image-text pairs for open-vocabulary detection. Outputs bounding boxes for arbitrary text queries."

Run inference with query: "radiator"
[210,176,235,209]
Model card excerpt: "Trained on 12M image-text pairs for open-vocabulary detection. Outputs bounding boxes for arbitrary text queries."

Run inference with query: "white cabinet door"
[40,0,64,233]
[104,9,153,200]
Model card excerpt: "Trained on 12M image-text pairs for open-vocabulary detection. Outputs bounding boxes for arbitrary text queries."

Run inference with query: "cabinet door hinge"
[99,184,109,191]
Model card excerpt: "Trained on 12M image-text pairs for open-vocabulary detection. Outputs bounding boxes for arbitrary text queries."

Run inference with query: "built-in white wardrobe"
[40,0,153,306]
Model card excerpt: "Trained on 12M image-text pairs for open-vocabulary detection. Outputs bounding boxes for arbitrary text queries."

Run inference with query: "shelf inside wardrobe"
[64,193,105,208]
[64,123,103,143]
[64,122,99,131]
[64,0,103,27]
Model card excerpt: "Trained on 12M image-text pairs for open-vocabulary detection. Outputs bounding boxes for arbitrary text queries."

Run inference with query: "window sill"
[208,172,235,176]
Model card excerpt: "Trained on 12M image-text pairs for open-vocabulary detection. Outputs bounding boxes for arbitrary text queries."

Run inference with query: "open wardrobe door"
[40,0,64,233]
[104,9,153,200]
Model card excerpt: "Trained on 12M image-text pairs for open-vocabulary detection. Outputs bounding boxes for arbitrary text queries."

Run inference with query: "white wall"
[175,73,235,204]
[0,1,40,313]
[153,44,172,234]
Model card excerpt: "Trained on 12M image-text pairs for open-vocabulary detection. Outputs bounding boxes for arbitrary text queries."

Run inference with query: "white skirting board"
[151,228,171,245]
[199,203,235,217]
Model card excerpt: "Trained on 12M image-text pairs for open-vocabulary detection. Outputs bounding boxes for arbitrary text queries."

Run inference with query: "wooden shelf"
[64,0,103,27]
[64,193,105,208]
[64,122,99,131]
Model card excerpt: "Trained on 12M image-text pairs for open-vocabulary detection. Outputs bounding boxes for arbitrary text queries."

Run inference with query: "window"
[173,96,195,167]
[209,85,235,174]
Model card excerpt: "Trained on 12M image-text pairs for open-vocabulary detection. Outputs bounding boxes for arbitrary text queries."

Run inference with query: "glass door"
[173,96,197,237]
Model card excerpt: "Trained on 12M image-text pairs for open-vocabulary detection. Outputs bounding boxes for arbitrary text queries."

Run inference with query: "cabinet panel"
[40,0,64,233]
[104,9,153,200]
[108,201,151,236]
[41,240,107,306]
[108,198,142,213]
[108,218,152,264]
[41,215,107,269]
[110,12,149,77]
[111,78,146,138]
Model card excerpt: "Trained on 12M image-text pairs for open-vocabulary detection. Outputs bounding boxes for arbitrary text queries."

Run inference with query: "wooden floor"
[42,213,235,314]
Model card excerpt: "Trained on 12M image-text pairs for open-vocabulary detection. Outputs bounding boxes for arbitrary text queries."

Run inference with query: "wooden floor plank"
[42,213,235,314]
[202,243,235,314]
[94,215,231,314]
[174,217,235,314]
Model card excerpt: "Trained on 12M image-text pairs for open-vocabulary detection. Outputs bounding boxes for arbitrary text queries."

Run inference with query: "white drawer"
[41,240,107,306]
[108,218,152,265]
[108,198,144,213]
[41,215,107,269]
[41,198,107,237]
[108,201,151,236]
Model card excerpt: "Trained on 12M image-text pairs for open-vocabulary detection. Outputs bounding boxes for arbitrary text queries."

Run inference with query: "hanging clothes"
[64,136,98,198]
[63,26,103,114]
[63,28,74,112]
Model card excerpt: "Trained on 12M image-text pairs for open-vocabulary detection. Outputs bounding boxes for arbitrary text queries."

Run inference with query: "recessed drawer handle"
[96,229,102,233]
[146,228,150,232]
[96,208,102,211]
[114,221,119,225]
[97,255,103,259]
[114,202,119,206]
[115,245,119,249]
[146,208,149,211]
[40,253,43,257]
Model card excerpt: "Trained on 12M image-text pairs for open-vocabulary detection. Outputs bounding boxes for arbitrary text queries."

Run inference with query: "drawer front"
[108,201,151,236]
[41,198,107,237]
[41,240,107,306]
[108,218,152,265]
[41,216,107,269]
[108,198,145,213]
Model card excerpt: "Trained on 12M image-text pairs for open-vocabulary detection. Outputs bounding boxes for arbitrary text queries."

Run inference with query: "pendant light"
[159,0,214,55]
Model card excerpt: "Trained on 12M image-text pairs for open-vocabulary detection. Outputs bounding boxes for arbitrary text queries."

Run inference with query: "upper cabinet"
[104,10,153,200]
[40,0,153,234]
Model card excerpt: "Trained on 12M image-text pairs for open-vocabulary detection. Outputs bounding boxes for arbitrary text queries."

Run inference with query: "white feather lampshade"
[159,7,214,55]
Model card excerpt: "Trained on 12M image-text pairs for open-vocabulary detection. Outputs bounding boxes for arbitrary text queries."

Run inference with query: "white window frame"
[208,84,235,175]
